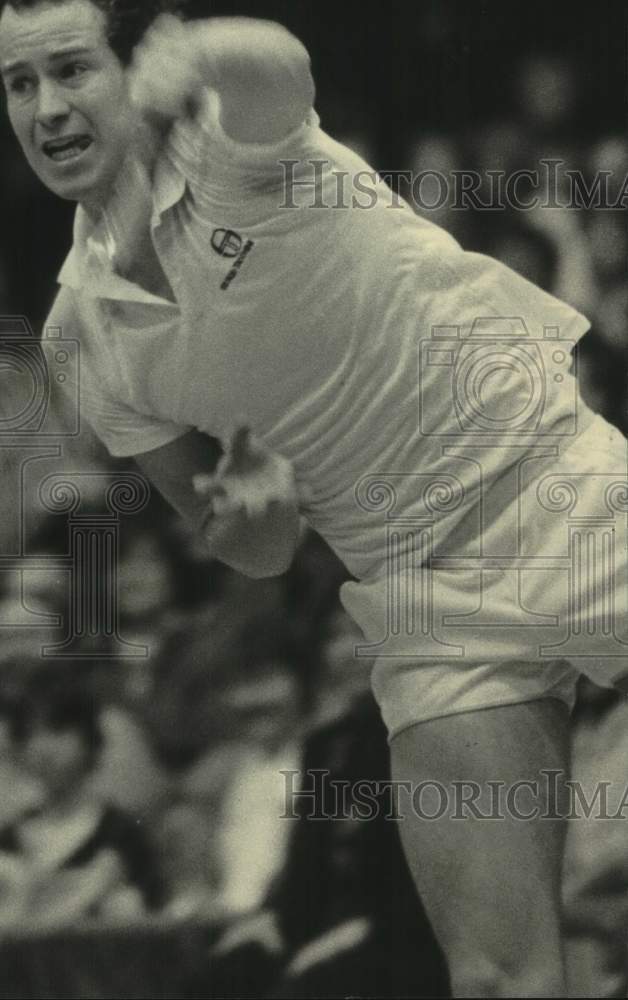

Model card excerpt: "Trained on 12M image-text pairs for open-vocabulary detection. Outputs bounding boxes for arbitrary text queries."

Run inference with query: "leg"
[563,683,628,998]
[390,699,570,998]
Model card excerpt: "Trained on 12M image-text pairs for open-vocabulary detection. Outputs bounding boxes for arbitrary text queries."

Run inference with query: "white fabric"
[48,92,592,587]
[44,92,628,731]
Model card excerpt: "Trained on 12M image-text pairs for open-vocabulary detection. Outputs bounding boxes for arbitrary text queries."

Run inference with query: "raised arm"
[134,428,301,579]
[130,14,316,145]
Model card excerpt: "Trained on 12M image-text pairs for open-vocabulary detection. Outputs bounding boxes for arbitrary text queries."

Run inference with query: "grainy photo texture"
[0,1,626,997]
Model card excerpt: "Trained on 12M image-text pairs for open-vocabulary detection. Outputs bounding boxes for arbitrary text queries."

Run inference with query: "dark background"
[0,3,626,996]
[1,0,626,327]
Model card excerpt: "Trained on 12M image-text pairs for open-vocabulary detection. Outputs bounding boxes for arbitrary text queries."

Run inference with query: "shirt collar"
[56,149,186,306]
[151,149,187,227]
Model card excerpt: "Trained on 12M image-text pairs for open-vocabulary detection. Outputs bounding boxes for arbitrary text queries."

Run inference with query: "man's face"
[0,0,137,209]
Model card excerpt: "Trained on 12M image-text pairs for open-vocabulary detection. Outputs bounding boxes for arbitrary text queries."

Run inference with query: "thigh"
[390,698,570,998]
[564,687,628,998]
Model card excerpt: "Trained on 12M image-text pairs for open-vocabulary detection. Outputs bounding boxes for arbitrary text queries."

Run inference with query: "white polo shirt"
[48,91,593,582]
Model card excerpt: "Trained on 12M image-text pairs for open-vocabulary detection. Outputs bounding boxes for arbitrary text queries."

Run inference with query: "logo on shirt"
[211,229,243,258]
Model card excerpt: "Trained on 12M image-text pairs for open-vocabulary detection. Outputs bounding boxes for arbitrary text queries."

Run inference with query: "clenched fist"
[128,14,206,129]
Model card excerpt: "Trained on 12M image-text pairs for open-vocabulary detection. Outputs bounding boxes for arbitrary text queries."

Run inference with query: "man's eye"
[9,76,35,96]
[60,63,88,82]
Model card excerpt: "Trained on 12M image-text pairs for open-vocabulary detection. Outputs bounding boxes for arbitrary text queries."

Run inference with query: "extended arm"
[130,15,315,144]
[134,428,301,579]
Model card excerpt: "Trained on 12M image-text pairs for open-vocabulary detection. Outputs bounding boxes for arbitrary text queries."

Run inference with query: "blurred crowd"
[0,1,626,996]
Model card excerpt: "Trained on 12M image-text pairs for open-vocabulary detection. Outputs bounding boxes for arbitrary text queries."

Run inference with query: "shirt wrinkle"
[48,98,592,580]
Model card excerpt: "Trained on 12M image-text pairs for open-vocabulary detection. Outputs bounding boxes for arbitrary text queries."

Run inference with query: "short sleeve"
[46,289,191,459]
[417,245,591,345]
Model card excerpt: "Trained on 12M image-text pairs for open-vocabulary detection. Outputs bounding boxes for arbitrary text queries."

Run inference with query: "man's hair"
[0,0,189,65]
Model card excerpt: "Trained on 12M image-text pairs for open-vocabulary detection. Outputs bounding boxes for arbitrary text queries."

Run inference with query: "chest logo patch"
[211,229,243,258]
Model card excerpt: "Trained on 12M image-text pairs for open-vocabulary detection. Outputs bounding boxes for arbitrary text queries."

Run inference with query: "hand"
[193,425,299,523]
[192,424,302,577]
[129,14,206,130]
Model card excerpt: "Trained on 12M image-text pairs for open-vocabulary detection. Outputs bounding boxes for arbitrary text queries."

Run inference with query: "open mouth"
[42,135,93,163]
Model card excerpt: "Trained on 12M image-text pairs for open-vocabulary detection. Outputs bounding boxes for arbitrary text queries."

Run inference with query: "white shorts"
[340,413,628,739]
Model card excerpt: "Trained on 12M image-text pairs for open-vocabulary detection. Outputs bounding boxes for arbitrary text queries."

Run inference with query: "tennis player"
[1,1,626,994]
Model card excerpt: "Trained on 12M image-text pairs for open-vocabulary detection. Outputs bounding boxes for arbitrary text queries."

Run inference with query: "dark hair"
[0,0,189,65]
[7,662,104,764]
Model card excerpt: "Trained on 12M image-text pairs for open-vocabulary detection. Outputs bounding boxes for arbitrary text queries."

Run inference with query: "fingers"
[194,432,301,522]
[193,476,245,515]
[192,474,223,499]
[228,425,253,467]
[193,474,253,517]
[129,16,203,125]
[194,473,294,521]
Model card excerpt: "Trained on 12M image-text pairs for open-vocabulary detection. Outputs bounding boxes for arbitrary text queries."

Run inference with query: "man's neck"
[81,154,176,302]
[114,228,176,302]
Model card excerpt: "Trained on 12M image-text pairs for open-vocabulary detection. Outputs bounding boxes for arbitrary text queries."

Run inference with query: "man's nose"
[35,80,71,128]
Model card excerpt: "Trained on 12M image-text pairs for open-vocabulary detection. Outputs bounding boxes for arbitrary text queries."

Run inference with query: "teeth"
[44,137,91,161]
[50,146,84,162]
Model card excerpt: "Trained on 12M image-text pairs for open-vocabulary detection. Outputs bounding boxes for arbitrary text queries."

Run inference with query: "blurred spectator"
[0,665,165,932]
[585,211,628,286]
[208,693,449,998]
[90,698,171,818]
[468,119,534,180]
[213,659,305,918]
[0,690,44,858]
[594,283,628,356]
[515,53,580,140]
[482,218,560,293]
[587,134,628,205]
[313,609,372,729]
[409,132,471,243]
